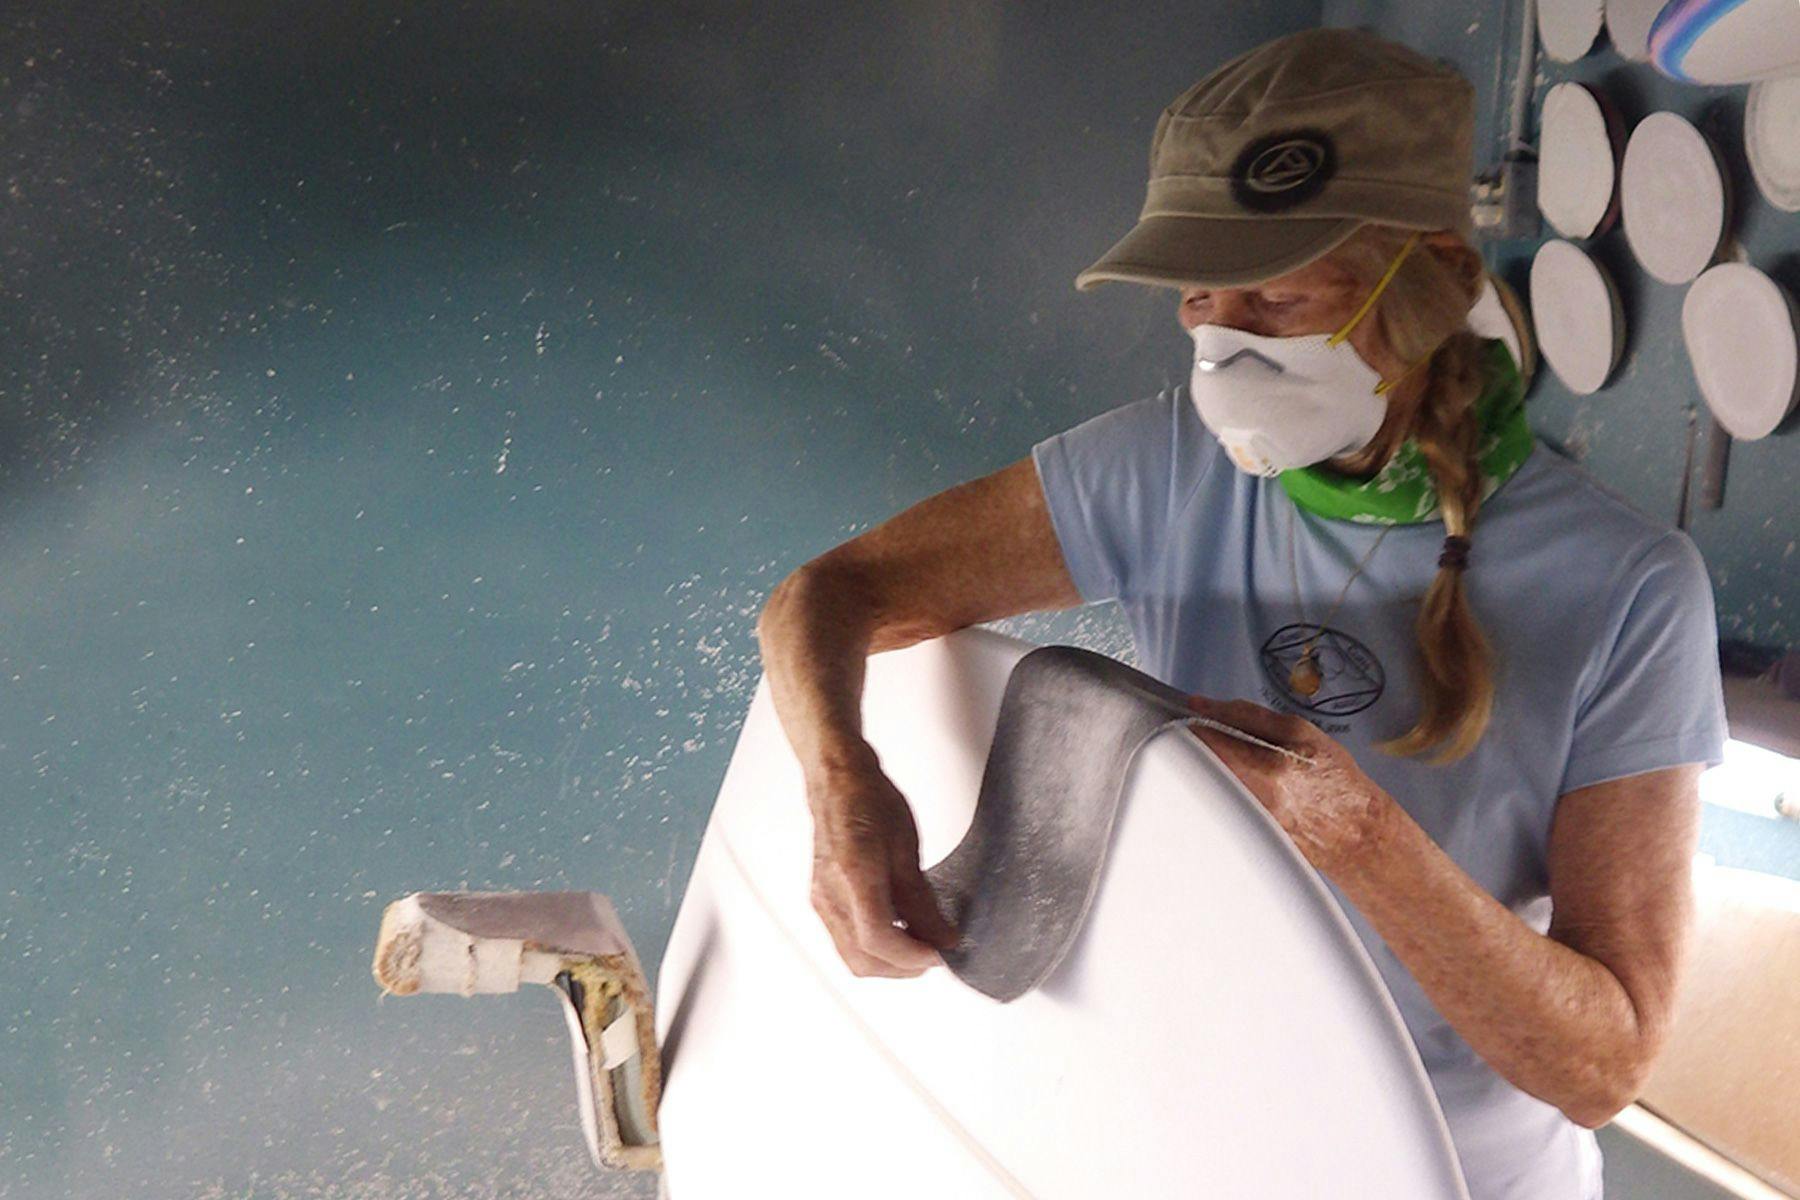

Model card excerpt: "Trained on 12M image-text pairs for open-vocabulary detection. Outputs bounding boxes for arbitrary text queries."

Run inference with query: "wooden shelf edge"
[1610,1104,1796,1200]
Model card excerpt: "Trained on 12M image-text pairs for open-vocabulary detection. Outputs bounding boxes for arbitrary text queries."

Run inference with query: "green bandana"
[1277,339,1534,525]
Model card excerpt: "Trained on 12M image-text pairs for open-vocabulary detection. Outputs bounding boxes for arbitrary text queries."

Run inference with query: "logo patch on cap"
[1229,130,1336,213]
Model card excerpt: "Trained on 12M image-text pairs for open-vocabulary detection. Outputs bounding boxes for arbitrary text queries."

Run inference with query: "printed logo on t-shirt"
[1258,623,1386,716]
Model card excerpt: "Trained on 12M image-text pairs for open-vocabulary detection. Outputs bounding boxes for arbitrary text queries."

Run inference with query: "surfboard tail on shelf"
[370,890,664,1174]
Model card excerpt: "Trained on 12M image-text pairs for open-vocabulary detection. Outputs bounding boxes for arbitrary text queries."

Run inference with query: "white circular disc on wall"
[1681,263,1800,441]
[1538,83,1622,239]
[1746,77,1800,213]
[1530,240,1624,396]
[1605,0,1664,61]
[1620,111,1727,285]
[1540,0,1605,61]
[1468,273,1537,389]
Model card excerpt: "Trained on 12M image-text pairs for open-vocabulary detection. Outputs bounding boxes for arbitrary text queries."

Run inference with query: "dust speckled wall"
[0,3,1317,1196]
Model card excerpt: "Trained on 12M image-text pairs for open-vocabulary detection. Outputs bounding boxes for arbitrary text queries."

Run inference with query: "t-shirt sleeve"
[1029,390,1206,605]
[1559,529,1729,795]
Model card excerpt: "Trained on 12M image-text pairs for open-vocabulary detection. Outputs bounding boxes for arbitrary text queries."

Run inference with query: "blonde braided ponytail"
[1327,226,1496,764]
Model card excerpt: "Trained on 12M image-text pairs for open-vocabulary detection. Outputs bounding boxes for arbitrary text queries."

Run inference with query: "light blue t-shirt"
[1030,380,1729,1200]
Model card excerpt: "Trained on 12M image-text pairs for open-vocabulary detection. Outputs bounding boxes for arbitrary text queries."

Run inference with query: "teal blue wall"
[0,3,1319,1196]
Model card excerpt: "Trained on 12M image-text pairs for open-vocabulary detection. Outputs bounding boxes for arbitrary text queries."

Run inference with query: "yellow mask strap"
[1325,231,1422,349]
[1373,350,1428,396]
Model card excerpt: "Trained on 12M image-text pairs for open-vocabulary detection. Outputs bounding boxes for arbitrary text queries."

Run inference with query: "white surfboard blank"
[653,626,1470,1199]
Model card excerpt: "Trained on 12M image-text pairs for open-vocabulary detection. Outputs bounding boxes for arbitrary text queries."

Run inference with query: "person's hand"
[1182,694,1394,878]
[805,757,960,978]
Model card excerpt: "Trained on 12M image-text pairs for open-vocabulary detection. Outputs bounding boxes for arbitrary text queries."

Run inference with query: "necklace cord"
[1288,502,1394,664]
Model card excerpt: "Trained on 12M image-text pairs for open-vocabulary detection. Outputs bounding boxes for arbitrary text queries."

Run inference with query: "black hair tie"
[1438,535,1471,571]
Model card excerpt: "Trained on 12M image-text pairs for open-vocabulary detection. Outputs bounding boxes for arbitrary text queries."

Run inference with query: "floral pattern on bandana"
[1278,339,1533,526]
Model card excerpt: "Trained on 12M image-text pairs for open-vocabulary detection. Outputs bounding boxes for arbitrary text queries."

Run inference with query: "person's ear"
[1420,230,1484,302]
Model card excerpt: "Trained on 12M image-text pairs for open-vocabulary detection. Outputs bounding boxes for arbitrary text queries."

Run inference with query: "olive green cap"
[1076,27,1476,292]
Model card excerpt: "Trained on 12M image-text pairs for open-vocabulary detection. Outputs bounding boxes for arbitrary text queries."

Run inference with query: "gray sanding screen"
[923,645,1306,1003]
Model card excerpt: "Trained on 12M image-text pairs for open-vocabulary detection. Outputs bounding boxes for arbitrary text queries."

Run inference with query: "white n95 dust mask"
[1187,233,1422,478]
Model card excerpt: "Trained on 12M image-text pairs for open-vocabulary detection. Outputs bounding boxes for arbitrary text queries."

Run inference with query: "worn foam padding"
[654,625,1471,1199]
[1621,111,1727,286]
[1681,263,1800,442]
[1747,77,1800,213]
[1537,82,1623,241]
[372,890,663,1173]
[925,643,1306,1002]
[1531,239,1625,395]
[1539,0,1604,61]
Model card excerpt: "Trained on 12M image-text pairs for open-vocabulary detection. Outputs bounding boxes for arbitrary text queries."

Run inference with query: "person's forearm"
[756,565,884,800]
[1332,799,1649,1128]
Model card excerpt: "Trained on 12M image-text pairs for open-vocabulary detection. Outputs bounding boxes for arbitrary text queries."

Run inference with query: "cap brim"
[1074,214,1364,292]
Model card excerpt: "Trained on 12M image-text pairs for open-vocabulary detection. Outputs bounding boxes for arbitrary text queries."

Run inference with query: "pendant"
[1289,652,1323,697]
